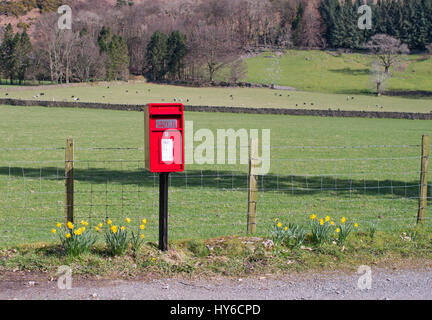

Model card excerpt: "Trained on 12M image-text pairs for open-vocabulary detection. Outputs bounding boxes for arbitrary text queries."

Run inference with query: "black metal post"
[159,173,169,251]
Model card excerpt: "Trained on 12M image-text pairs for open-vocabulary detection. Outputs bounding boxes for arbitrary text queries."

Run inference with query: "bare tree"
[229,59,248,84]
[365,34,410,75]
[296,2,325,49]
[188,23,241,83]
[370,61,389,96]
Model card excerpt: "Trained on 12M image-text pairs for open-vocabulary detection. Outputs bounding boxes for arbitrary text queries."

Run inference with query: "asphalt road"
[1,267,431,300]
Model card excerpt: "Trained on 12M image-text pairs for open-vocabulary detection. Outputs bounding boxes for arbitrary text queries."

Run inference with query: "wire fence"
[0,141,430,245]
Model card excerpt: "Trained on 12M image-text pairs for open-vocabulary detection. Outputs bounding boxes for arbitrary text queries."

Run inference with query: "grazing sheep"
[5,93,8,96]
[174,98,177,102]
[346,96,350,101]
[40,93,45,96]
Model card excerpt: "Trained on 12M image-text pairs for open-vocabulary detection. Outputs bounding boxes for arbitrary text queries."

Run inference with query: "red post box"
[144,103,184,173]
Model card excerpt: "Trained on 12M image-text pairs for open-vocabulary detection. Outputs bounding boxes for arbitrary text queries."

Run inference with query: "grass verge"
[1,227,431,281]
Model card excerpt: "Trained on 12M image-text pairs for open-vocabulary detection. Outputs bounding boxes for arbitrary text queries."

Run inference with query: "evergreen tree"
[16,29,32,84]
[98,26,112,53]
[145,31,168,81]
[292,1,304,46]
[0,24,19,84]
[318,0,340,47]
[167,31,187,80]
[106,35,130,81]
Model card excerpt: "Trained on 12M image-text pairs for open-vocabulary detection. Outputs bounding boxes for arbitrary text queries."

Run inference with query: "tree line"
[320,0,432,51]
[0,0,431,85]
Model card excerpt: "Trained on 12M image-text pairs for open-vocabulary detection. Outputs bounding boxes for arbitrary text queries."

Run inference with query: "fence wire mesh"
[0,143,430,245]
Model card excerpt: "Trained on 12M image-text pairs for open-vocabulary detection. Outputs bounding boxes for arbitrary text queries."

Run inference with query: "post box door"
[149,130,183,172]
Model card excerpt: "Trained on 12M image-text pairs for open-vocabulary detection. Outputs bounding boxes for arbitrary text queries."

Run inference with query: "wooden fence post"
[417,135,430,224]
[247,138,259,234]
[65,138,74,224]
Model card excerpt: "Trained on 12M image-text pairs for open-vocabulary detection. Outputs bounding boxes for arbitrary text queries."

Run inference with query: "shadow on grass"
[329,68,371,76]
[0,166,421,199]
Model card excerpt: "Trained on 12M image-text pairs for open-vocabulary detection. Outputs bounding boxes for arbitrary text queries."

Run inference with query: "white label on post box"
[161,138,174,162]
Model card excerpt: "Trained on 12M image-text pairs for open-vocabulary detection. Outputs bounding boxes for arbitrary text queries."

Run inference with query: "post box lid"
[146,103,183,115]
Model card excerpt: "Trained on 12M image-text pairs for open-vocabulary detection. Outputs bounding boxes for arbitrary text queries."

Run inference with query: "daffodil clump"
[270,218,306,247]
[309,214,359,246]
[51,220,97,256]
[335,217,359,245]
[309,214,335,246]
[131,219,147,253]
[102,218,147,256]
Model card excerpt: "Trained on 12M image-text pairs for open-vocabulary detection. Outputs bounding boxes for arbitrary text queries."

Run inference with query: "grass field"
[1,50,432,113]
[245,50,432,94]
[0,105,431,245]
[1,81,432,113]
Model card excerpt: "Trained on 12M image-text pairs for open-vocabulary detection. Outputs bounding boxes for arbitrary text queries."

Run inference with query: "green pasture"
[245,50,432,94]
[1,81,432,113]
[0,105,431,245]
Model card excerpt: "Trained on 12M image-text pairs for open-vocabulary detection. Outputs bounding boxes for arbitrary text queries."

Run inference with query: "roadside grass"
[1,105,431,245]
[0,227,431,279]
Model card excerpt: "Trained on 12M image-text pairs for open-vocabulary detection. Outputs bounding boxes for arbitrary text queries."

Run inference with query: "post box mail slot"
[144,103,184,172]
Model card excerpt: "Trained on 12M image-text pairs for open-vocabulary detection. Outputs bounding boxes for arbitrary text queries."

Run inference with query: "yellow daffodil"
[330,221,335,225]
[121,226,126,231]
[354,223,359,228]
[140,234,145,239]
[142,219,147,224]
[98,223,103,228]
[341,217,346,224]
[111,225,118,233]
[140,224,145,230]
[65,233,71,239]
[95,227,99,232]
[336,228,340,233]
[74,228,82,236]
[277,222,282,228]
[67,221,74,230]
[310,214,316,220]
[82,227,86,232]
[319,219,324,225]
[125,218,131,224]
[56,222,62,228]
[284,226,288,231]
[107,219,112,225]
[325,216,330,222]
[51,228,56,234]
[274,218,278,222]
[151,257,156,261]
